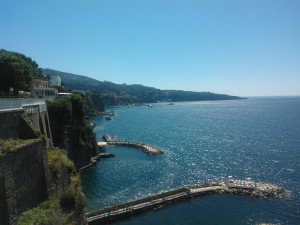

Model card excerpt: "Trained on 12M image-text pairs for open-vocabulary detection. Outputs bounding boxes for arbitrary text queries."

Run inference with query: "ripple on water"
[81,98,300,224]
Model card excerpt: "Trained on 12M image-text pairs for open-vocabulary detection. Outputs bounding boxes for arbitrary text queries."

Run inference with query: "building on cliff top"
[30,79,57,99]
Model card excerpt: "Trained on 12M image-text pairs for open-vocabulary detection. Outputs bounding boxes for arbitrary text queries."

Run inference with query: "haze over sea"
[81,97,300,225]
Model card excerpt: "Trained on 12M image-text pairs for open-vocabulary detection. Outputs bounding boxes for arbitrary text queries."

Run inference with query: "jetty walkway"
[79,135,163,171]
[78,153,115,172]
[98,141,164,155]
[98,135,164,155]
[86,180,286,225]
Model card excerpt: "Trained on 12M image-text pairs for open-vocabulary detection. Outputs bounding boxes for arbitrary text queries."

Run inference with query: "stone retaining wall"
[0,139,51,225]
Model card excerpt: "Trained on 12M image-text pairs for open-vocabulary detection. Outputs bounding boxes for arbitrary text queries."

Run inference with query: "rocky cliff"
[47,94,98,169]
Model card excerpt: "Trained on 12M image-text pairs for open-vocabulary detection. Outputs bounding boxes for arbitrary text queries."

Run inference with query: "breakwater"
[100,141,164,155]
[101,134,164,155]
[86,180,286,225]
[79,139,163,172]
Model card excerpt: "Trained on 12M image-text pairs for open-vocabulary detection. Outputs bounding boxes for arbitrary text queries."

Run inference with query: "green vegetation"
[47,98,72,149]
[0,139,24,155]
[0,49,45,95]
[48,149,86,210]
[83,92,105,117]
[34,130,46,140]
[48,149,76,175]
[60,175,87,211]
[48,94,97,168]
[17,195,83,225]
[70,94,85,125]
[47,93,86,149]
[43,68,242,106]
[17,200,59,225]
[18,149,86,225]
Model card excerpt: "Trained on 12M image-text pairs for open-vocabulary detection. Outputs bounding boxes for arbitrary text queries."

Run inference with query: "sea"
[80,97,300,225]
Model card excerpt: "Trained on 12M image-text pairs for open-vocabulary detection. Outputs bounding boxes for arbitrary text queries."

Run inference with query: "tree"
[70,94,85,125]
[47,97,72,148]
[0,49,43,94]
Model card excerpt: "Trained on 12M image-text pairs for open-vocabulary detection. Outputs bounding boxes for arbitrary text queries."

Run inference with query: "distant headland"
[42,68,244,106]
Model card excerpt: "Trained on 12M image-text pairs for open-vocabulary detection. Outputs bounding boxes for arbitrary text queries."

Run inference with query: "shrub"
[34,130,46,140]
[0,139,24,155]
[60,175,87,211]
[47,149,76,175]
[17,200,58,225]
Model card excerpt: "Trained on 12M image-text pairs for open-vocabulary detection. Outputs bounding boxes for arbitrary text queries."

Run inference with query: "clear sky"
[1,0,299,97]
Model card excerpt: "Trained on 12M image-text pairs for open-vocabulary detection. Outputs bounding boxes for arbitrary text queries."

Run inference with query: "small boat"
[167,103,174,105]
[105,116,112,121]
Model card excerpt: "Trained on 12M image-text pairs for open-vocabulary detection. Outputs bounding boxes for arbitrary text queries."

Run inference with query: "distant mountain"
[42,68,242,104]
[42,68,156,94]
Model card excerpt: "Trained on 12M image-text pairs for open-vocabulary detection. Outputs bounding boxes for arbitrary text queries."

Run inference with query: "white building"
[49,75,61,87]
[30,79,57,99]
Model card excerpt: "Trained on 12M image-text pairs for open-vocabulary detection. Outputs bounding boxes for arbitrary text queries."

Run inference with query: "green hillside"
[42,68,242,104]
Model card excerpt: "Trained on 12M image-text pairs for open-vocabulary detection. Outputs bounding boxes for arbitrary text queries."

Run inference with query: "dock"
[102,141,164,155]
[86,180,286,225]
[99,135,164,155]
[98,141,164,155]
[86,187,190,225]
[80,137,163,172]
[78,153,115,172]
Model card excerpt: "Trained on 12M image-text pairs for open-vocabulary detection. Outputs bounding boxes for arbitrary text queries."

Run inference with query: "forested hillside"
[43,68,242,104]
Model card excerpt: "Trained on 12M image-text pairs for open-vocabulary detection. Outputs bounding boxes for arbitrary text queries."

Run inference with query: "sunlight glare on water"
[81,97,300,225]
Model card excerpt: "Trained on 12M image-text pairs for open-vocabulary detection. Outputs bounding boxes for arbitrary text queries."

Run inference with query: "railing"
[0,98,46,112]
[0,98,22,110]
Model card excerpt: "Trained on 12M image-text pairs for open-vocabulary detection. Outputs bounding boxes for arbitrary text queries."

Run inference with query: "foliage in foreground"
[17,199,77,225]
[17,200,58,225]
[0,139,24,155]
[48,149,87,210]
[18,149,87,225]
[48,148,76,175]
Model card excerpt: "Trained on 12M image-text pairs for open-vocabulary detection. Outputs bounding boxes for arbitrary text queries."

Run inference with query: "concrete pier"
[86,180,286,224]
[78,153,115,172]
[100,134,164,155]
[86,188,189,225]
[97,141,164,155]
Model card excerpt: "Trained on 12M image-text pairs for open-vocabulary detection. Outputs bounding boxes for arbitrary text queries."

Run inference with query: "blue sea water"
[80,97,300,225]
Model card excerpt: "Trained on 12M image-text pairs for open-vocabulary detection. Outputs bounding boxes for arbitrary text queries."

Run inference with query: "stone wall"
[0,107,53,147]
[0,169,9,225]
[0,109,37,140]
[0,110,23,140]
[22,106,53,147]
[0,139,51,225]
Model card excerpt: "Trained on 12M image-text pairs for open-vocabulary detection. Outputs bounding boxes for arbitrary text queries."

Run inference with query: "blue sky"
[1,0,299,96]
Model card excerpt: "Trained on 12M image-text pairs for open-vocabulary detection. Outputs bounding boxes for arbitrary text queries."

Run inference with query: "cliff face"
[85,92,105,116]
[47,149,87,225]
[16,148,87,225]
[0,139,51,225]
[0,110,37,140]
[0,95,92,224]
[47,94,98,169]
[67,123,98,169]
